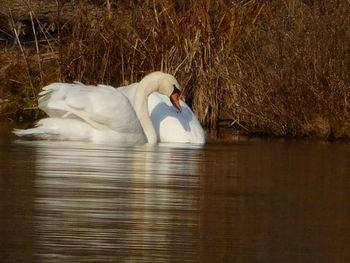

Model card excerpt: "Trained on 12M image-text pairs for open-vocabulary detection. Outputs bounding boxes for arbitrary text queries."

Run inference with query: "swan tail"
[13,127,52,137]
[13,118,91,141]
[13,127,59,140]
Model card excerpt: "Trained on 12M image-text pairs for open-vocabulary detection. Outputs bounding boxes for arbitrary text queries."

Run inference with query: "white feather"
[119,86,205,144]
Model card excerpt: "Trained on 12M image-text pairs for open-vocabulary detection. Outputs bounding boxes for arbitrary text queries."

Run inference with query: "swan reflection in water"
[29,140,203,262]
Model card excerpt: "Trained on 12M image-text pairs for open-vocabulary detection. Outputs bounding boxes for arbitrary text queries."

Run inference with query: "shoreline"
[3,118,350,142]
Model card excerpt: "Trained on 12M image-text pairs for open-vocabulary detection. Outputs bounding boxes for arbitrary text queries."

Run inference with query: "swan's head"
[140,71,182,112]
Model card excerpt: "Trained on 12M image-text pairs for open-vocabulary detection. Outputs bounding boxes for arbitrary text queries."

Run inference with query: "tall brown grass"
[230,0,350,137]
[1,0,349,138]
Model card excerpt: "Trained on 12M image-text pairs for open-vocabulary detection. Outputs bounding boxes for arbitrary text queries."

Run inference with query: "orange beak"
[170,87,182,113]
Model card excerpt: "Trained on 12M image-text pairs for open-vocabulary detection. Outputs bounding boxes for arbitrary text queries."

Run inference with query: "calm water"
[1,123,350,262]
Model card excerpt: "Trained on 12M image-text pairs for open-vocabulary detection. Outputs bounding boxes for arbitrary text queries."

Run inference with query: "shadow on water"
[1,123,350,262]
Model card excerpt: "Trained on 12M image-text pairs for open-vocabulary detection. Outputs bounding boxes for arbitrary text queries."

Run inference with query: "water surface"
[1,123,350,262]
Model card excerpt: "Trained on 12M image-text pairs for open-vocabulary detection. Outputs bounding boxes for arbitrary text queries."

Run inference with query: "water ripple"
[30,141,202,262]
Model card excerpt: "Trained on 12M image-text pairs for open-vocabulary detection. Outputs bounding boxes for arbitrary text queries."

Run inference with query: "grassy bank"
[1,0,349,139]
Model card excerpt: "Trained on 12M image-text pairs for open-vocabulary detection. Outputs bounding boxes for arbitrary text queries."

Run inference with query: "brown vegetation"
[0,0,349,138]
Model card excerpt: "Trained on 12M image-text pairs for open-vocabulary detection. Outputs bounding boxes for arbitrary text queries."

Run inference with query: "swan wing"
[38,83,143,133]
[118,83,139,106]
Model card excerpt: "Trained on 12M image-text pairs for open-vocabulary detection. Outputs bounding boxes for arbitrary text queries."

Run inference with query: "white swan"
[14,72,205,144]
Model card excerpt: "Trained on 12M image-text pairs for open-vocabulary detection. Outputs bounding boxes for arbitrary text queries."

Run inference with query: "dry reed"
[230,0,350,137]
[1,0,349,138]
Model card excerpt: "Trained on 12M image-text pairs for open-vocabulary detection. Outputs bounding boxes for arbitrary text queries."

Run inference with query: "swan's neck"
[134,79,159,144]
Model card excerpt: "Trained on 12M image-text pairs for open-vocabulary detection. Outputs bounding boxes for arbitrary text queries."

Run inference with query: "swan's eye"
[173,84,181,93]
